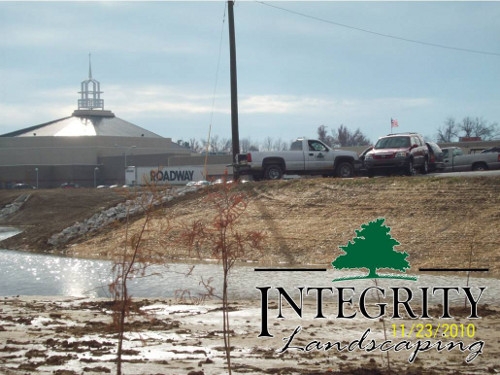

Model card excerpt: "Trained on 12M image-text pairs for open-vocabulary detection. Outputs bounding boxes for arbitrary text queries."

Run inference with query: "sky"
[1,1,499,146]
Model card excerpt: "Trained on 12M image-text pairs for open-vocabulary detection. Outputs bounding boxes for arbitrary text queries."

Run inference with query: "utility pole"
[228,0,240,180]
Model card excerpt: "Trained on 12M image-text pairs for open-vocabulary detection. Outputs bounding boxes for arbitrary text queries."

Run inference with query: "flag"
[391,118,399,128]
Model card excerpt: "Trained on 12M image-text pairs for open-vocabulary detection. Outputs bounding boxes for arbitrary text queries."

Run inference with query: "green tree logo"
[332,218,417,282]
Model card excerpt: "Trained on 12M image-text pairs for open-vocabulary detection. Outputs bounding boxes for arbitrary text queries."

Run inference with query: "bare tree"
[317,125,334,146]
[210,135,220,153]
[273,138,289,151]
[261,136,274,151]
[189,138,202,153]
[176,139,190,149]
[240,138,259,153]
[461,116,476,138]
[239,138,250,153]
[181,175,265,374]
[326,125,371,147]
[221,138,232,153]
[436,117,458,142]
[437,116,498,142]
[200,136,230,154]
[466,117,498,140]
[109,185,174,375]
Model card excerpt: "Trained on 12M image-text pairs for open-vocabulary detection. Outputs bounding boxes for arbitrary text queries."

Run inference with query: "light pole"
[124,145,136,168]
[94,167,99,188]
[35,168,39,189]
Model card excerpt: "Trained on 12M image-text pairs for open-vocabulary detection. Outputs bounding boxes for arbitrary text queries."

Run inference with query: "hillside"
[0,188,126,251]
[1,176,499,276]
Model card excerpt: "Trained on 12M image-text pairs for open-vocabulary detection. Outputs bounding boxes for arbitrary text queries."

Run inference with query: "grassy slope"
[59,176,500,277]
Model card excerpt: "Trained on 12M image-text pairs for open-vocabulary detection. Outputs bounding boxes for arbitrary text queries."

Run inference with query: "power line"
[256,1,500,57]
[209,2,227,129]
[205,2,227,174]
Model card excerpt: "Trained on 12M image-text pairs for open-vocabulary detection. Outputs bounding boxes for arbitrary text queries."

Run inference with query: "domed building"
[0,60,194,188]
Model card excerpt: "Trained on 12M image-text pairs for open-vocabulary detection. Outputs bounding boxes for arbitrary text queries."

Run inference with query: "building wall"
[0,165,99,189]
[0,135,192,188]
[0,136,190,166]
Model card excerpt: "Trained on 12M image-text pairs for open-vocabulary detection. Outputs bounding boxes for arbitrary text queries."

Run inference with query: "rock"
[47,189,182,248]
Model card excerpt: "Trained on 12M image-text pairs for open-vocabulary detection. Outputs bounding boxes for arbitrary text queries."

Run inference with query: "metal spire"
[88,53,92,80]
[78,53,104,110]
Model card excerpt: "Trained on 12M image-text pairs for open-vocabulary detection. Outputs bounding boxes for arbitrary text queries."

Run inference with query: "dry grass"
[65,176,500,277]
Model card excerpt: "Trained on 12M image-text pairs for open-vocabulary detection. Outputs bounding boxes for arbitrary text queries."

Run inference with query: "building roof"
[0,111,163,138]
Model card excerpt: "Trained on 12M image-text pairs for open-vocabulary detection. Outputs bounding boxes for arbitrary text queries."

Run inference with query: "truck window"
[308,140,327,152]
[290,141,303,151]
[453,148,464,157]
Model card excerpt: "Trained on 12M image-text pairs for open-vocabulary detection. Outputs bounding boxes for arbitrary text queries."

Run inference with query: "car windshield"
[374,136,411,149]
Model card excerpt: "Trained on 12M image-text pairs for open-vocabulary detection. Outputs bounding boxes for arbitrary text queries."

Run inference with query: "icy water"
[0,247,498,306]
[0,227,22,241]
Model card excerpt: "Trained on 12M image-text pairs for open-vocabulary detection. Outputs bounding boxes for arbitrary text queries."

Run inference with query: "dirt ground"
[1,296,499,375]
[1,176,499,374]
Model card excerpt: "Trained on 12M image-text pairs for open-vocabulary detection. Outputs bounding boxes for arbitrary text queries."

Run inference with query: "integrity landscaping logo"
[332,217,417,281]
[255,217,488,365]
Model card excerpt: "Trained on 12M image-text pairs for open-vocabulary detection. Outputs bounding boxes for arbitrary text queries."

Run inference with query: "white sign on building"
[126,166,205,186]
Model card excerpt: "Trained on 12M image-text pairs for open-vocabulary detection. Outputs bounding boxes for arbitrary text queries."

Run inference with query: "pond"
[0,247,498,307]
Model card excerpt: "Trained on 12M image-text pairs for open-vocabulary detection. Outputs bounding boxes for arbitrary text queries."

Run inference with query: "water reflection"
[1,249,112,297]
[0,249,226,298]
[0,227,22,241]
[0,249,498,306]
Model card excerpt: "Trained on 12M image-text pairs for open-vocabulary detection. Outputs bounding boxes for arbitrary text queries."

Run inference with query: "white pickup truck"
[233,138,361,180]
[441,147,500,172]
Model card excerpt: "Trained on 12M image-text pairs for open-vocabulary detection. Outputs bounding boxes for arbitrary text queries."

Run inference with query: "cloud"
[239,95,328,114]
[103,84,433,122]
[104,85,228,117]
[238,95,433,116]
[0,79,434,140]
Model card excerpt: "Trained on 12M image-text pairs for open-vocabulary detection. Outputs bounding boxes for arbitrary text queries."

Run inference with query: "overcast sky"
[1,1,499,145]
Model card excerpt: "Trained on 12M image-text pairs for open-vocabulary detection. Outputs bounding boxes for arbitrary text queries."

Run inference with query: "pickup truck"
[233,138,361,180]
[441,147,500,172]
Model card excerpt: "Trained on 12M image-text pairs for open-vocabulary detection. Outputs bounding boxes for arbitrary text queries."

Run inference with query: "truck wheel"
[472,163,488,171]
[420,158,429,174]
[406,159,416,176]
[336,162,354,178]
[264,164,283,180]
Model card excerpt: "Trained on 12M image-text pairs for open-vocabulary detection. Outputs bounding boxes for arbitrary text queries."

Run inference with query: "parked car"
[363,133,429,176]
[13,182,35,190]
[234,137,360,180]
[194,180,211,187]
[425,141,445,172]
[60,182,80,188]
[481,146,500,153]
[441,147,500,172]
